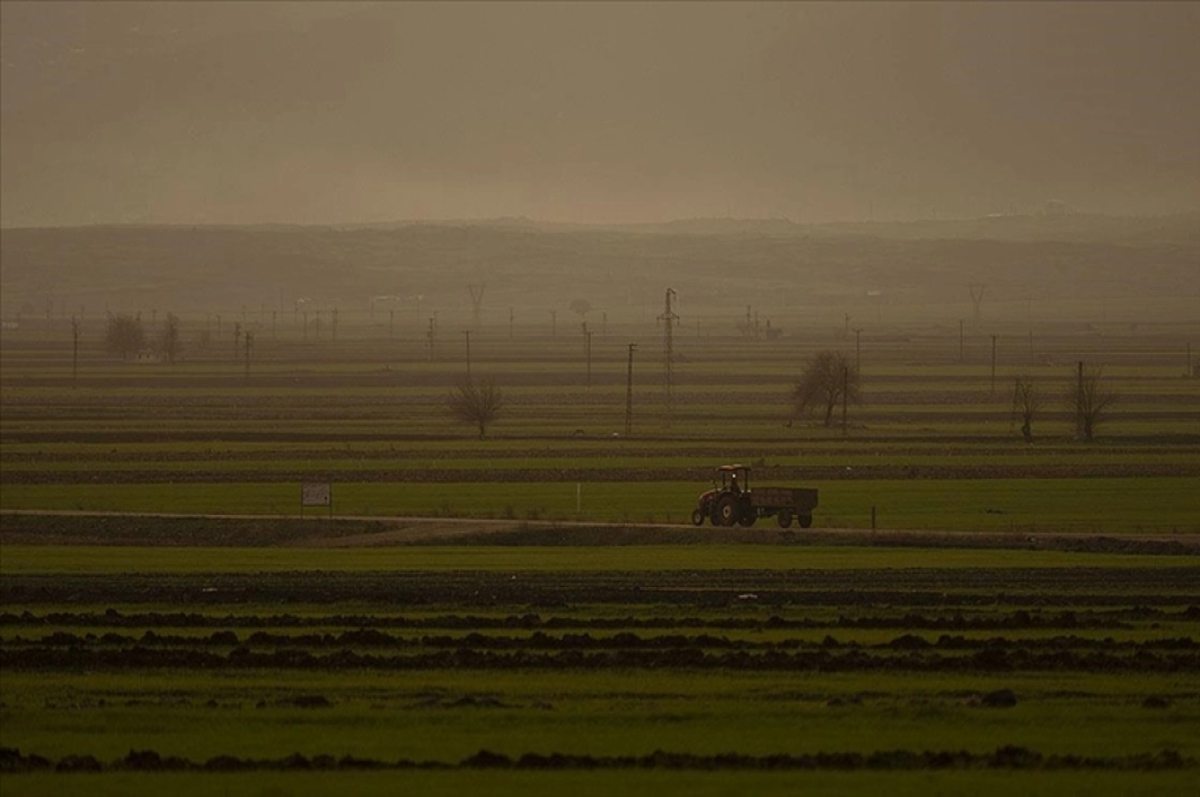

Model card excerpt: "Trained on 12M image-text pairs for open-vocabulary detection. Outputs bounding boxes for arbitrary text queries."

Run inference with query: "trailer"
[691,464,818,529]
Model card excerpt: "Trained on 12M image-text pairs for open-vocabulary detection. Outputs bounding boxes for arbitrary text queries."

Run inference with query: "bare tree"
[1011,375,1042,443]
[159,313,182,364]
[790,351,860,428]
[104,313,145,360]
[448,376,504,438]
[1068,363,1118,441]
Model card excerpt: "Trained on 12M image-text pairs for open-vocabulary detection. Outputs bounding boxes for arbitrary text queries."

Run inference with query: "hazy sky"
[2,1,1197,227]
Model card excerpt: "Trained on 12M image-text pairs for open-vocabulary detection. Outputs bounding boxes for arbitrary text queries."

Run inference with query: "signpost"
[300,482,333,519]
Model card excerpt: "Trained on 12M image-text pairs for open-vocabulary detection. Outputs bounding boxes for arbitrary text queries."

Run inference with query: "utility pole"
[658,288,679,424]
[624,343,637,436]
[969,284,986,327]
[331,307,339,341]
[841,365,849,436]
[71,316,81,386]
[389,309,395,339]
[990,334,998,395]
[853,328,862,371]
[509,307,514,339]
[464,329,472,378]
[958,319,964,362]
[302,311,308,343]
[584,329,593,388]
[426,317,436,362]
[468,283,485,327]
[243,331,253,379]
[551,310,557,338]
[1076,361,1084,439]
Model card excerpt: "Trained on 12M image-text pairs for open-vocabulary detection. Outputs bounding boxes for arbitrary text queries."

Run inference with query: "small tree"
[159,313,182,364]
[1068,364,1118,441]
[569,298,592,318]
[1011,375,1042,443]
[448,376,504,438]
[790,351,860,427]
[105,313,145,360]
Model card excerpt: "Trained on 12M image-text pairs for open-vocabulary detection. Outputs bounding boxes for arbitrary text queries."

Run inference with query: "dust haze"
[2,1,1198,228]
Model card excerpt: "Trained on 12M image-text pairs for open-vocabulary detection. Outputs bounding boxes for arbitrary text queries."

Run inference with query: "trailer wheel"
[799,514,813,529]
[715,495,738,527]
[777,510,793,529]
[690,508,705,526]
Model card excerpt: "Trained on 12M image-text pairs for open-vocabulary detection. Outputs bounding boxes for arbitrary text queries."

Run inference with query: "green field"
[3,283,1199,794]
[3,543,1198,575]
[3,546,1199,795]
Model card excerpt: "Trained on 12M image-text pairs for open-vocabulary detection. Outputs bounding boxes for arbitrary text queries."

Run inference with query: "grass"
[3,669,1198,762]
[4,771,1198,797]
[3,544,1197,574]
[4,477,1198,533]
[2,322,1198,796]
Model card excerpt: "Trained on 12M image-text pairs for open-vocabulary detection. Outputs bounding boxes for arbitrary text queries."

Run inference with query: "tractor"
[691,464,818,529]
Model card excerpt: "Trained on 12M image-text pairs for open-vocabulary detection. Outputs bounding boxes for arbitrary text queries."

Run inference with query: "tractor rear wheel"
[715,495,738,527]
[777,510,793,529]
[690,508,705,526]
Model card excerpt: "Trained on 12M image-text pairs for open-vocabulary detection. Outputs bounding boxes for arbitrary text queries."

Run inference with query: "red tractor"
[691,464,818,529]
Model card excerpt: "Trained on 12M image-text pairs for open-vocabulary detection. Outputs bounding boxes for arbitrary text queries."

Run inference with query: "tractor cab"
[716,464,750,495]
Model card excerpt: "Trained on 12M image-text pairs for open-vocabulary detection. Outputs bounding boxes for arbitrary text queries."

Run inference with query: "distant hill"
[1,216,1196,324]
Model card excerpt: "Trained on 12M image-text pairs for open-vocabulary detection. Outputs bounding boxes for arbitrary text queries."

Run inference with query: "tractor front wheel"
[715,495,738,527]
[690,508,706,526]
